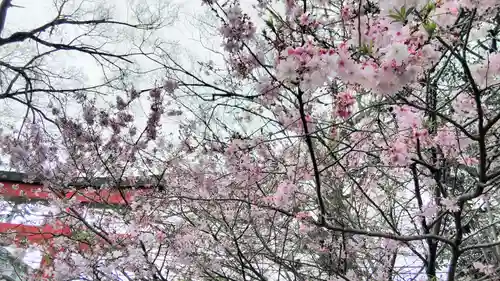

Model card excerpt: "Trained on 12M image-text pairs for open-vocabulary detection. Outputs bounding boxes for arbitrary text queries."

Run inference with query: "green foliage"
[424,21,438,37]
[72,229,94,242]
[388,6,415,23]
[264,17,275,33]
[359,42,374,56]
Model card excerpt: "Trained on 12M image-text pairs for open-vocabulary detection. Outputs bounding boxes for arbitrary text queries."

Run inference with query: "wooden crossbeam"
[0,182,138,205]
[0,171,147,276]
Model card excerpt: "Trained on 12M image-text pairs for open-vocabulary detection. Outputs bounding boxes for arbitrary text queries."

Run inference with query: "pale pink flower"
[388,140,410,166]
[384,42,410,66]
[441,198,460,212]
[335,90,356,119]
[473,262,496,275]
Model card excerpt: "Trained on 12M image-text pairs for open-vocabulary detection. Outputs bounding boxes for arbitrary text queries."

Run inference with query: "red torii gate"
[0,171,149,279]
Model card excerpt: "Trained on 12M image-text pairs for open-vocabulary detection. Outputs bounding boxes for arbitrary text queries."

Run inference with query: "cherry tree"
[152,0,500,280]
[2,0,500,281]
[0,0,175,138]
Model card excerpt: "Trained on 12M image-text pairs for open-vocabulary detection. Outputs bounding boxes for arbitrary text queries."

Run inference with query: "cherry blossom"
[2,0,500,280]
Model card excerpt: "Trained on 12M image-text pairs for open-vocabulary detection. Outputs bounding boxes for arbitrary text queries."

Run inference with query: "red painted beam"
[0,222,71,244]
[0,182,140,205]
[0,222,130,247]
